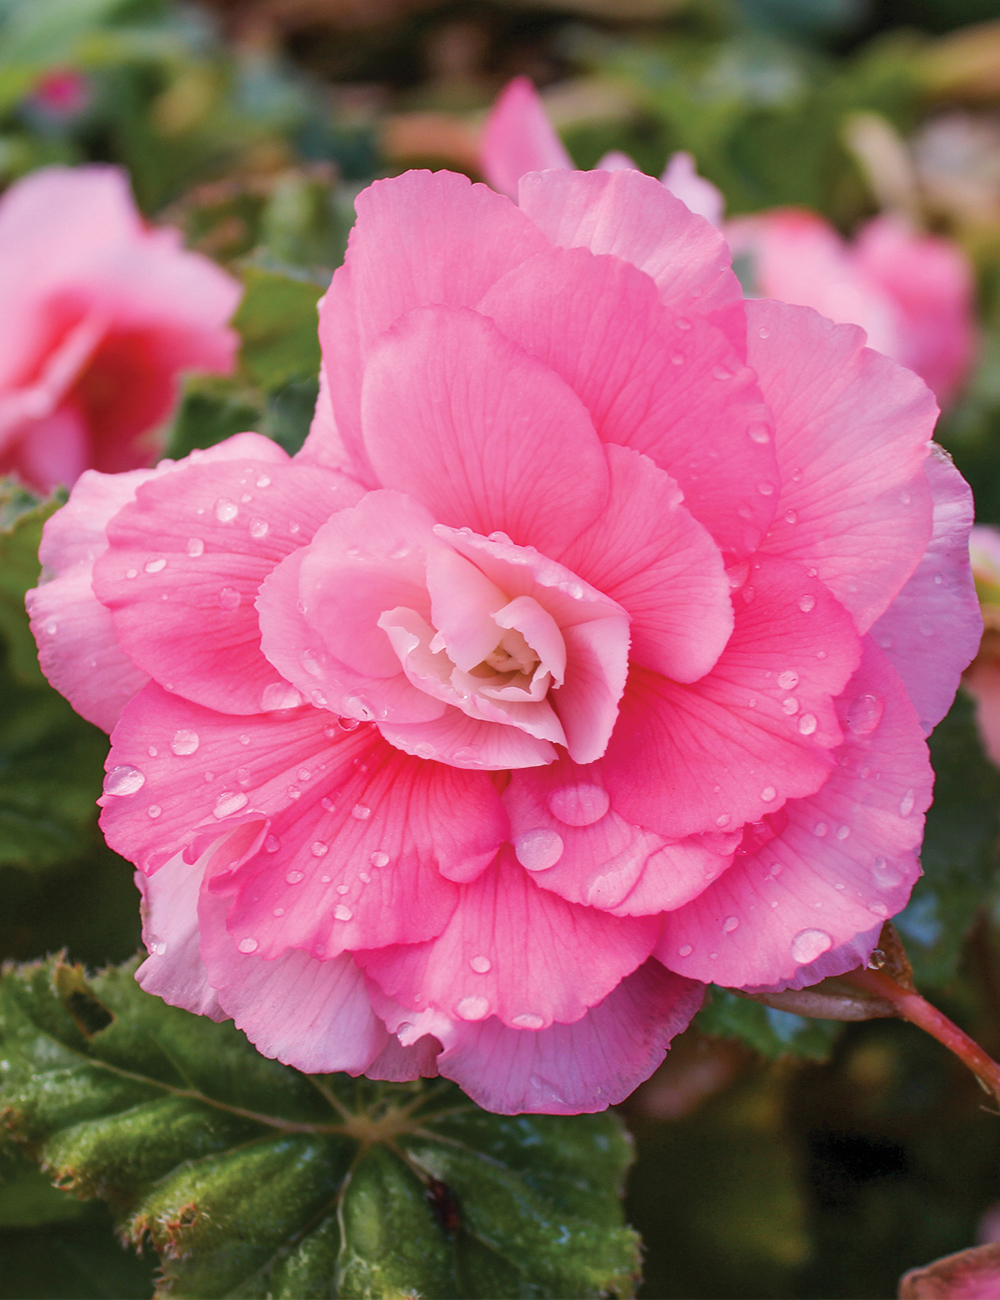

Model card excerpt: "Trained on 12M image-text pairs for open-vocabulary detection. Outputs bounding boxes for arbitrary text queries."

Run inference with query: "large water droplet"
[798,594,816,613]
[370,850,390,868]
[186,537,205,557]
[514,828,564,872]
[798,713,818,736]
[547,783,609,827]
[265,835,281,853]
[512,1013,545,1029]
[238,937,259,954]
[847,693,884,737]
[790,928,833,964]
[144,556,166,573]
[104,765,145,796]
[760,786,776,802]
[147,804,162,819]
[722,915,740,933]
[872,856,904,889]
[171,729,200,756]
[469,955,492,973]
[218,587,241,611]
[747,423,771,444]
[334,904,353,921]
[351,804,371,821]
[781,697,799,715]
[678,944,693,957]
[261,682,303,710]
[311,841,328,857]
[215,498,238,523]
[777,671,799,690]
[214,791,248,818]
[455,995,489,1021]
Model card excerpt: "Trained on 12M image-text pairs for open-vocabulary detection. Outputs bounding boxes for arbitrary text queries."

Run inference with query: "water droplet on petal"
[285,869,303,883]
[334,904,353,921]
[256,475,271,488]
[790,928,832,964]
[715,813,731,827]
[784,509,798,525]
[261,682,303,710]
[370,850,390,868]
[847,693,884,736]
[547,784,610,827]
[218,587,241,611]
[186,537,204,557]
[722,915,740,933]
[675,316,692,330]
[872,856,903,889]
[455,995,489,1021]
[836,825,850,841]
[678,944,693,957]
[758,326,770,339]
[777,671,799,690]
[760,786,776,802]
[899,789,915,817]
[469,955,492,973]
[126,568,138,579]
[747,423,771,444]
[414,741,436,759]
[214,791,248,818]
[798,594,816,613]
[273,907,285,917]
[757,481,775,496]
[249,517,269,540]
[144,556,166,573]
[798,713,817,736]
[813,821,828,837]
[147,804,162,819]
[514,828,564,872]
[238,937,259,954]
[512,1013,545,1029]
[171,729,200,756]
[265,835,281,852]
[215,498,238,523]
[869,901,889,917]
[337,716,361,732]
[782,697,799,715]
[149,936,167,955]
[104,765,145,796]
[351,804,371,821]
[311,841,328,857]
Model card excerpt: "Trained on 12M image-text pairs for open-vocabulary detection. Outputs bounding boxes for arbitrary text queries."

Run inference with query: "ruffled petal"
[869,449,980,734]
[361,305,609,556]
[656,640,932,988]
[357,848,659,1030]
[480,77,572,200]
[600,555,862,839]
[750,298,938,632]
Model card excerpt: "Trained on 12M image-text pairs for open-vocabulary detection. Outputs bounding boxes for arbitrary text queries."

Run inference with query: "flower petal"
[480,77,572,200]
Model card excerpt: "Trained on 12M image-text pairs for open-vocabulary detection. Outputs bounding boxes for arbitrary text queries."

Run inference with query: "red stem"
[843,966,1000,1101]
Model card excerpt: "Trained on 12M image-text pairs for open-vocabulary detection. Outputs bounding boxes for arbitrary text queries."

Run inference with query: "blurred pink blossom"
[0,165,241,494]
[29,165,979,1113]
[30,69,91,118]
[481,77,976,405]
[899,1243,1000,1298]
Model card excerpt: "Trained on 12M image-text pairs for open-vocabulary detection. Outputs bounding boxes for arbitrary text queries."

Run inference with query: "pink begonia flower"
[481,77,975,406]
[29,165,980,1115]
[0,165,241,494]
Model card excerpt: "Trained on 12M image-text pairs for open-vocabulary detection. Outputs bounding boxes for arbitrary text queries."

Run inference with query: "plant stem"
[843,965,1000,1101]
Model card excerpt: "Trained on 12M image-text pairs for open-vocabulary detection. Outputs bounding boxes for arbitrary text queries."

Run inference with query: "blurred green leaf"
[234,264,324,392]
[0,955,641,1299]
[896,689,1000,987]
[0,0,132,113]
[0,1210,155,1300]
[162,373,263,460]
[0,481,62,686]
[696,987,844,1061]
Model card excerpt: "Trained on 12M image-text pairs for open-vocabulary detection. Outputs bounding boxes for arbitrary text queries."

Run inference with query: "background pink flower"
[0,165,241,494]
[29,165,980,1114]
[481,77,976,406]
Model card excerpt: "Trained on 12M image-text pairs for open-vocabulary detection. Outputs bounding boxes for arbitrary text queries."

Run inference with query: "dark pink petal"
[750,298,938,632]
[428,960,704,1114]
[656,640,931,988]
[361,305,609,555]
[257,545,445,724]
[477,245,775,556]
[556,446,733,680]
[316,170,548,481]
[601,555,862,839]
[200,884,391,1074]
[869,449,981,734]
[480,77,572,200]
[504,757,733,914]
[516,168,744,349]
[93,456,361,715]
[357,848,658,1030]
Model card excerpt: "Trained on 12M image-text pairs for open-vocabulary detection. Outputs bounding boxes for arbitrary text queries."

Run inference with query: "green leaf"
[0,956,641,1299]
[897,689,1000,986]
[234,265,324,392]
[0,480,63,686]
[163,375,264,461]
[0,1211,155,1300]
[696,986,844,1061]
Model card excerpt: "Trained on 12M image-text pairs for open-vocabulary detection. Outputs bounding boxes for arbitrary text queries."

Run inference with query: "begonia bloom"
[29,166,980,1115]
[0,165,241,493]
[481,77,976,406]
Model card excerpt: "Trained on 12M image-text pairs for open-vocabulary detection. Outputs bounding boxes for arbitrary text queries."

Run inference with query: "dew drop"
[869,901,889,917]
[285,869,304,883]
[798,713,817,736]
[798,594,816,613]
[760,786,776,802]
[240,734,250,746]
[144,556,166,573]
[782,697,799,715]
[712,365,733,381]
[414,741,436,759]
[126,568,138,579]
[104,765,145,796]
[769,862,782,876]
[678,944,693,957]
[351,804,371,821]
[215,498,238,523]
[899,789,915,817]
[671,352,685,365]
[334,904,353,921]
[213,791,248,818]
[256,475,271,488]
[715,813,731,827]
[218,587,241,611]
[149,937,167,956]
[359,872,371,884]
[512,1013,545,1029]
[847,693,884,737]
[238,937,259,954]
[455,995,489,1021]
[261,682,303,710]
[311,841,328,857]
[758,326,770,339]
[249,517,269,540]
[867,948,887,970]
[337,716,361,732]
[675,316,692,330]
[722,915,740,933]
[187,537,205,557]
[370,850,390,868]
[777,671,799,690]
[836,825,850,841]
[790,928,833,964]
[747,423,771,444]
[784,509,798,525]
[813,821,828,837]
[469,955,492,974]
[547,783,610,827]
[147,804,162,819]
[514,828,564,872]
[265,835,281,852]
[171,729,200,756]
[273,907,285,917]
[872,856,904,889]
[757,481,775,496]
